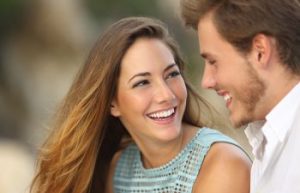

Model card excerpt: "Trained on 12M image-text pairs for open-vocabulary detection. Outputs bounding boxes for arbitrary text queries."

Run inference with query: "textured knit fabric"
[114,127,241,193]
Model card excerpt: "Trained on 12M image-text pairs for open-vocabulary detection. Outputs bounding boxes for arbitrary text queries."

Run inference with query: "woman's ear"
[110,100,121,117]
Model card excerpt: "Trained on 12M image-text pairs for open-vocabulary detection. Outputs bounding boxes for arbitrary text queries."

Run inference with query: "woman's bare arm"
[193,143,251,193]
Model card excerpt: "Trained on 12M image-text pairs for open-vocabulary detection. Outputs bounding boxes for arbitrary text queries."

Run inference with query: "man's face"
[197,14,266,127]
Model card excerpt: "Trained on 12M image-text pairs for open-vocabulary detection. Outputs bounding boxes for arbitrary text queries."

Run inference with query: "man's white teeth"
[224,94,231,102]
[149,108,175,119]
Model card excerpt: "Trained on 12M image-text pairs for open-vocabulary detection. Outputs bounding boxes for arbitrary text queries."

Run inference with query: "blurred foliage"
[0,0,26,39]
[85,0,161,20]
[0,0,203,86]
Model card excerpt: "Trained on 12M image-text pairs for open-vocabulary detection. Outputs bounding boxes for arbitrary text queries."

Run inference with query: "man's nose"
[201,65,217,89]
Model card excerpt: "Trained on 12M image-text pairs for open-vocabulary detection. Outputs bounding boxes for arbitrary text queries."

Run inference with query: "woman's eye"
[132,80,149,88]
[166,70,181,79]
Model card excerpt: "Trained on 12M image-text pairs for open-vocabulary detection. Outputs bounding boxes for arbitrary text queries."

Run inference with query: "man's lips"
[217,90,232,108]
[223,93,232,108]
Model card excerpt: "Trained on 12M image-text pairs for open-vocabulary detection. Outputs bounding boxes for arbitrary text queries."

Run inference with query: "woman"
[30,17,251,193]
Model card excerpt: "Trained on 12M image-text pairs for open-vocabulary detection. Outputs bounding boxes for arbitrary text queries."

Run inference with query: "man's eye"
[208,60,216,65]
[132,80,149,88]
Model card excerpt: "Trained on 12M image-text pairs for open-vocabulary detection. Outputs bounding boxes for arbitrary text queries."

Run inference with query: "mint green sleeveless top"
[114,128,241,193]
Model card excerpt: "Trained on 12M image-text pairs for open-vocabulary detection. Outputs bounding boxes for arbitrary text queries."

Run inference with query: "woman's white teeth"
[224,94,231,102]
[149,108,175,119]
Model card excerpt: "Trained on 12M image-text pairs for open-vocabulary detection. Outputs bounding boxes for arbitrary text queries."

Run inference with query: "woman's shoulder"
[106,149,123,193]
[106,143,137,193]
[193,127,238,147]
[192,137,251,193]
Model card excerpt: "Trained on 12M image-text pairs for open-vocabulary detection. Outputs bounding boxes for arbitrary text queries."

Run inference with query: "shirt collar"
[245,81,300,158]
[265,81,300,142]
[245,120,266,158]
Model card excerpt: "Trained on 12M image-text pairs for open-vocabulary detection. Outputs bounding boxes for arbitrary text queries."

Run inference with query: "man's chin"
[230,117,251,128]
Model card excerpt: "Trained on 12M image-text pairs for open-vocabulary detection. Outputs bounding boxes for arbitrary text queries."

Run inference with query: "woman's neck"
[138,123,198,168]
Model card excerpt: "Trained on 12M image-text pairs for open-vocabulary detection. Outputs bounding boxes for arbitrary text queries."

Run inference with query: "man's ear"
[251,33,274,68]
[110,100,121,117]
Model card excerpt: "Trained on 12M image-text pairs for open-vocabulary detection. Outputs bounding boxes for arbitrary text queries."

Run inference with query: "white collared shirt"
[245,81,300,193]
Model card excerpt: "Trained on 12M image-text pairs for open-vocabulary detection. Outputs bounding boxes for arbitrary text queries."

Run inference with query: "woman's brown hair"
[30,16,216,193]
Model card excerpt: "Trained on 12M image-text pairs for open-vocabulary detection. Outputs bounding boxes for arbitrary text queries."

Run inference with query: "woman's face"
[111,38,187,145]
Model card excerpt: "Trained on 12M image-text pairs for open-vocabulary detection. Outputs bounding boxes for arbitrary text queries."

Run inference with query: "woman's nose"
[154,82,175,103]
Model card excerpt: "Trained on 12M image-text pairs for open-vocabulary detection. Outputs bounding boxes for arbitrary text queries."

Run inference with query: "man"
[180,0,300,192]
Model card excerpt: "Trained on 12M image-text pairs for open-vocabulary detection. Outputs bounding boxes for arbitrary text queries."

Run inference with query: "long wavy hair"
[30,16,217,193]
